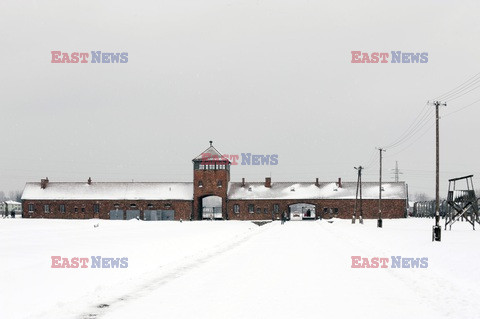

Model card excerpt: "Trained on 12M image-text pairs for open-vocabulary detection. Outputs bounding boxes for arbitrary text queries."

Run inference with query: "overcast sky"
[1,0,479,199]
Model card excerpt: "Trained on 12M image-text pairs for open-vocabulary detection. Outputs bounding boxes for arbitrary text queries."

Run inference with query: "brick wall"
[226,199,406,220]
[22,199,192,220]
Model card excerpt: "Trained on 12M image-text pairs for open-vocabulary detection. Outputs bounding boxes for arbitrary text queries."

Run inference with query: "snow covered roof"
[227,181,407,200]
[21,182,194,200]
[3,200,21,205]
[192,143,230,163]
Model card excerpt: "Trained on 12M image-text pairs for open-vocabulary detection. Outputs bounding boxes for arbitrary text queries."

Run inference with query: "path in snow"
[97,220,478,319]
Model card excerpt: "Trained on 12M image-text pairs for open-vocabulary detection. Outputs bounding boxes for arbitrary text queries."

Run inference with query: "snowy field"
[1,218,480,319]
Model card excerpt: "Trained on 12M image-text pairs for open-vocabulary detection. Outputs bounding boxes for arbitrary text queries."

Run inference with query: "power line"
[443,97,480,118]
[383,107,434,150]
[385,121,435,158]
[434,72,480,101]
[382,102,430,149]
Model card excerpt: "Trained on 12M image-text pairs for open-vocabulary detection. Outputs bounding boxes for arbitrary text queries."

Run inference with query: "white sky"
[1,0,480,199]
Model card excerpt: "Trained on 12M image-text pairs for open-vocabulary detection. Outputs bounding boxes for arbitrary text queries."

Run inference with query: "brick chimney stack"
[337,177,342,188]
[265,177,271,188]
[315,178,319,187]
[40,177,49,189]
[241,178,245,187]
[88,177,92,185]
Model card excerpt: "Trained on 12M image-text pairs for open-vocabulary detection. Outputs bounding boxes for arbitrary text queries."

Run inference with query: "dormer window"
[248,186,252,191]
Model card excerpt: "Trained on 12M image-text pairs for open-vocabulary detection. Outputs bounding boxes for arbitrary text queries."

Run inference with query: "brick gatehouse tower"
[192,141,231,220]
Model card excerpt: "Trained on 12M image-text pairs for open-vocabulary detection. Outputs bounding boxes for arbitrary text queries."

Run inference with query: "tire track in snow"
[78,222,278,319]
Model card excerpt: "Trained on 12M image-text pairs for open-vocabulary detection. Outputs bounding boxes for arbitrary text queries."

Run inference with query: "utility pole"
[354,166,363,223]
[430,100,446,241]
[377,148,386,228]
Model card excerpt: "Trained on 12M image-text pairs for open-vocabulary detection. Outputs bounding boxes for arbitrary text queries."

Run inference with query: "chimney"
[265,177,271,188]
[337,177,342,188]
[40,177,49,189]
[315,178,319,187]
[241,178,245,187]
[88,177,92,185]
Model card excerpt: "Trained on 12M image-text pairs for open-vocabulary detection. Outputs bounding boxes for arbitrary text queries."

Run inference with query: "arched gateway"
[192,141,230,220]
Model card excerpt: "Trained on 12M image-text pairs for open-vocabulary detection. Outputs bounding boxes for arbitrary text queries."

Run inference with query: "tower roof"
[192,141,230,163]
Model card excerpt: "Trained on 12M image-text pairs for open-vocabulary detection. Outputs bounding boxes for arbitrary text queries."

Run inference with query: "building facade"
[21,143,407,220]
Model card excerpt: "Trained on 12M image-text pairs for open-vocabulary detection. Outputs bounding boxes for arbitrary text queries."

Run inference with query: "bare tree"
[8,190,22,202]
[413,192,432,202]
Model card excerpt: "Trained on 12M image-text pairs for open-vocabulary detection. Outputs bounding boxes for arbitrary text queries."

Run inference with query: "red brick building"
[21,142,407,220]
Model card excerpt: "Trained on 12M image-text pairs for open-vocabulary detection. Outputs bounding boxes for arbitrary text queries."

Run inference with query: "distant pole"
[394,161,399,182]
[354,166,363,222]
[377,148,386,227]
[359,166,363,223]
[430,100,446,241]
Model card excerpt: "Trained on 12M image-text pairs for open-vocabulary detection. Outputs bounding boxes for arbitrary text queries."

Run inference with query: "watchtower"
[445,175,478,230]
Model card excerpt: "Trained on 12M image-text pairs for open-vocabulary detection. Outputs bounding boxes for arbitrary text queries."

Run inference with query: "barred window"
[28,204,34,212]
[59,204,65,213]
[44,205,50,213]
[233,204,240,213]
[248,204,254,213]
[273,204,279,213]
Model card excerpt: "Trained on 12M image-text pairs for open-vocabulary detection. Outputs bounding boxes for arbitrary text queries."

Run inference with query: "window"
[74,207,78,213]
[217,180,222,188]
[334,208,339,214]
[59,204,65,213]
[44,205,50,213]
[28,204,34,212]
[248,204,254,213]
[130,204,137,209]
[114,203,120,209]
[93,204,100,213]
[233,204,240,213]
[198,181,203,188]
[209,164,215,170]
[264,208,268,214]
[147,203,154,209]
[323,207,328,213]
[81,207,85,213]
[273,204,279,213]
[256,208,261,214]
[199,164,205,169]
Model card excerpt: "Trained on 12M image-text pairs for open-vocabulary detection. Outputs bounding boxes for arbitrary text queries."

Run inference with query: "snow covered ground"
[1,218,479,319]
